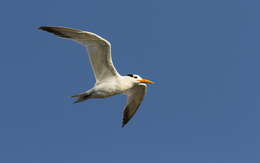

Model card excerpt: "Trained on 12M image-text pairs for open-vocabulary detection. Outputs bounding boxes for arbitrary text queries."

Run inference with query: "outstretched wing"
[39,26,120,82]
[122,84,147,127]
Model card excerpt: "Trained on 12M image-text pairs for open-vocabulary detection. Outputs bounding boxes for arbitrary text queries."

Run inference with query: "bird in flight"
[39,26,154,127]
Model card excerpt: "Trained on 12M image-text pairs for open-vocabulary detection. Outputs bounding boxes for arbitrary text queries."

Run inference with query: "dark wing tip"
[122,112,130,128]
[38,26,54,32]
[38,26,71,38]
[121,121,127,128]
[38,26,47,30]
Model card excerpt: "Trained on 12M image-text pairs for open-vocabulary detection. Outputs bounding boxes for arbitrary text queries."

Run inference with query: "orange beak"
[138,79,155,84]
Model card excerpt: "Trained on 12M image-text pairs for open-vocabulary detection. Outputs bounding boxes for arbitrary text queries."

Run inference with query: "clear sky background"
[0,0,259,162]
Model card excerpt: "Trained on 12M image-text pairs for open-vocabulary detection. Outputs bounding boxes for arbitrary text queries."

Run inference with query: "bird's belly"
[92,89,119,98]
[92,85,122,98]
[92,80,133,98]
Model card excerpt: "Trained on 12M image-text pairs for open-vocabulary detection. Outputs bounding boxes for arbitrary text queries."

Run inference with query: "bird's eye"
[134,76,137,79]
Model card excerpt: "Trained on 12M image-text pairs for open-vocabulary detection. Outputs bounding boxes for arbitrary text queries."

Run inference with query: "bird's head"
[126,74,155,84]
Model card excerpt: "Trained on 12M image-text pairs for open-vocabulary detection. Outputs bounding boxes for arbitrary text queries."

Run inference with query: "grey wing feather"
[39,26,120,82]
[122,84,147,127]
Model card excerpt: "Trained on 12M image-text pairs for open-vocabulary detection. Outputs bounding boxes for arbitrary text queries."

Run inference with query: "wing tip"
[38,26,46,30]
[38,26,72,38]
[122,117,130,128]
[38,26,53,32]
[121,123,126,128]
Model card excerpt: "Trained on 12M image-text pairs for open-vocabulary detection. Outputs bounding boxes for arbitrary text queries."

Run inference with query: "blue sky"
[0,0,259,162]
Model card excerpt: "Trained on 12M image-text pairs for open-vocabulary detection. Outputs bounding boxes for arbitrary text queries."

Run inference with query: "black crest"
[127,74,134,77]
[127,74,138,79]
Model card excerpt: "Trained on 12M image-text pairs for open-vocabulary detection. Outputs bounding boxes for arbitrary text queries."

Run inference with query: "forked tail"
[71,92,91,104]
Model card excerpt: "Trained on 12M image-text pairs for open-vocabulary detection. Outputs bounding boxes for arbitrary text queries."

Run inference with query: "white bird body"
[39,26,154,127]
[89,76,135,98]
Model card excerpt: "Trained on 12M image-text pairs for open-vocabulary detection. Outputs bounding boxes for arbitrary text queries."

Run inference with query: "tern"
[39,26,154,127]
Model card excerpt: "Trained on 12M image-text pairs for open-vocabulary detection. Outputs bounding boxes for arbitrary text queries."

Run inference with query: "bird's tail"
[71,92,91,104]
